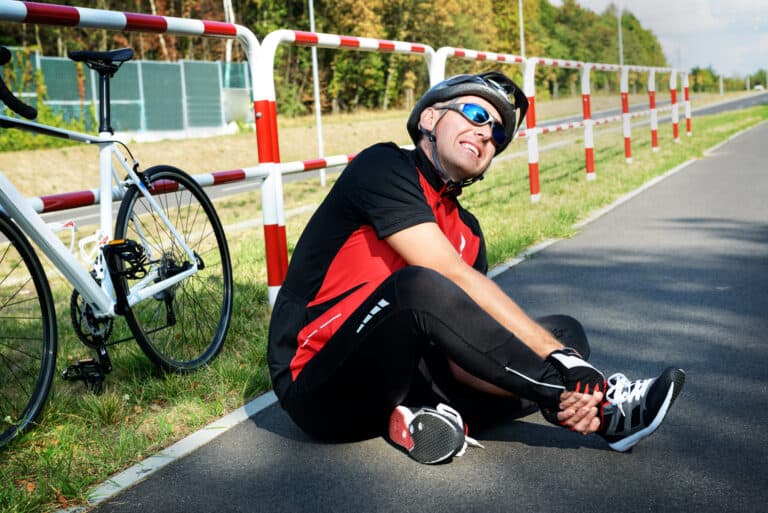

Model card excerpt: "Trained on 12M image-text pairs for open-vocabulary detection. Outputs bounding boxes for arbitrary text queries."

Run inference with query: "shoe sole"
[388,406,464,464]
[608,368,686,452]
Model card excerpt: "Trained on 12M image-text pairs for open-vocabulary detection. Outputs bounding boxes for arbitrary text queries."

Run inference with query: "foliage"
[2,0,761,118]
[0,48,93,152]
[1,0,669,117]
[689,66,767,93]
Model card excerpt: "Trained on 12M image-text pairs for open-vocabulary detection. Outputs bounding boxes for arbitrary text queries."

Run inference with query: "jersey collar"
[413,146,461,197]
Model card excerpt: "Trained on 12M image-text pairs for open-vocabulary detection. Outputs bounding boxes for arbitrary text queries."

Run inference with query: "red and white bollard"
[620,66,632,163]
[581,65,596,181]
[682,72,692,136]
[648,69,660,152]
[670,71,680,143]
[523,58,541,203]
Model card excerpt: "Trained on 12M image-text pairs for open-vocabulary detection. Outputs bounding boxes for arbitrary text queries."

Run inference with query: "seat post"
[97,72,113,134]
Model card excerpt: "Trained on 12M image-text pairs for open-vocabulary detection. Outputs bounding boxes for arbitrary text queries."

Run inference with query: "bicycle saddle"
[68,48,134,75]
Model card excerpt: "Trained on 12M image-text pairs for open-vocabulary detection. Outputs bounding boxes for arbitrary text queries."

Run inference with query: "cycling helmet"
[407,71,528,155]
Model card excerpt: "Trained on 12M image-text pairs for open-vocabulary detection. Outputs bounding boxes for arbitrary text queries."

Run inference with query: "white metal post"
[309,0,326,186]
[179,61,189,132]
[136,61,147,132]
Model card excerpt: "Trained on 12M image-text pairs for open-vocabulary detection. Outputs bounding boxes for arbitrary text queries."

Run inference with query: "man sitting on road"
[267,71,686,464]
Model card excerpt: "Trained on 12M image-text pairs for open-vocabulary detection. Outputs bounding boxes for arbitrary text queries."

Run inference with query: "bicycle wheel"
[114,165,232,373]
[0,213,57,448]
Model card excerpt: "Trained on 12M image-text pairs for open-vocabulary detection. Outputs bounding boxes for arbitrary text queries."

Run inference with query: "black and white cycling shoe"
[599,367,686,452]
[388,403,482,464]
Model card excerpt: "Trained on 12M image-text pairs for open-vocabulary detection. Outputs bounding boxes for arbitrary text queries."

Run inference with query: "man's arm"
[385,221,563,358]
[386,221,603,435]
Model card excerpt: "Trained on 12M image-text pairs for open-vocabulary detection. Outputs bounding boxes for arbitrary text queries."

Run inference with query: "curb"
[62,392,277,512]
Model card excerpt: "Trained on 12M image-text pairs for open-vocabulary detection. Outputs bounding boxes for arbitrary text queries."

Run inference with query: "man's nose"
[474,122,492,141]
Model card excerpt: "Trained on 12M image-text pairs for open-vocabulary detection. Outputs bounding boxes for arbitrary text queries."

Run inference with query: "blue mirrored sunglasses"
[438,103,506,147]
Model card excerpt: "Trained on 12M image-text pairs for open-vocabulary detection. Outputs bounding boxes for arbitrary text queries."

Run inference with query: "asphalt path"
[84,113,768,512]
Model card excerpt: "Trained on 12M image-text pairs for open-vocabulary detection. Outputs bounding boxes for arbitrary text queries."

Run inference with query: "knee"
[540,314,591,360]
[392,266,464,309]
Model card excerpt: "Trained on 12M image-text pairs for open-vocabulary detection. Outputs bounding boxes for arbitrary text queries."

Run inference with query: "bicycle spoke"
[0,215,57,447]
[115,166,231,372]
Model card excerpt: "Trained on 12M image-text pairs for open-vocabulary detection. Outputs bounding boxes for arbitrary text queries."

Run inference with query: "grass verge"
[1,104,766,513]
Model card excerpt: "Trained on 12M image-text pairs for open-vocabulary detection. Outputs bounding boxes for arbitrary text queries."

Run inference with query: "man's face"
[418,95,501,183]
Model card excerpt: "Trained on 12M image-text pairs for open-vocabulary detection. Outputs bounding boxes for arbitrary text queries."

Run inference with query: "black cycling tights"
[281,266,590,442]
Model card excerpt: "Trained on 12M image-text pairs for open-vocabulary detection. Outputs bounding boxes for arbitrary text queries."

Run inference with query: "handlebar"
[0,46,38,120]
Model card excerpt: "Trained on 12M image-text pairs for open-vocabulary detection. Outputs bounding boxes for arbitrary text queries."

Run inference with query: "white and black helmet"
[407,71,528,155]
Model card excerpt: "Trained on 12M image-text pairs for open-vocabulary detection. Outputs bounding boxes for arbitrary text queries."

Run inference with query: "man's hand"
[547,347,605,394]
[556,389,603,435]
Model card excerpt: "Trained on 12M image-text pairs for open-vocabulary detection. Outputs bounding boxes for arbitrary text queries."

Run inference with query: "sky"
[550,0,767,77]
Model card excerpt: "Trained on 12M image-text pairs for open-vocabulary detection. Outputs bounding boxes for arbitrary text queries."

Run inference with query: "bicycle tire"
[0,212,57,448]
[114,165,233,373]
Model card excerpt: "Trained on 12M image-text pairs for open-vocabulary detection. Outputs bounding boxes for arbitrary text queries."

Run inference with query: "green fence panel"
[182,60,223,128]
[141,61,183,131]
[110,61,142,132]
[40,58,79,100]
[5,49,240,134]
[221,61,249,89]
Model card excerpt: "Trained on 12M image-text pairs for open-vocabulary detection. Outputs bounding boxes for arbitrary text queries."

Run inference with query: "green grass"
[1,104,766,513]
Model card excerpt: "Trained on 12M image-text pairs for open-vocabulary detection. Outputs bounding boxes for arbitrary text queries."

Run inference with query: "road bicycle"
[0,46,233,448]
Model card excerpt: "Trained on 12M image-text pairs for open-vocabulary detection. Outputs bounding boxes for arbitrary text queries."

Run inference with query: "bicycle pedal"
[103,239,148,279]
[62,358,107,392]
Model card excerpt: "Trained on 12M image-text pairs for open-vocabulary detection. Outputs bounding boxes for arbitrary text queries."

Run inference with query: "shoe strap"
[435,403,485,454]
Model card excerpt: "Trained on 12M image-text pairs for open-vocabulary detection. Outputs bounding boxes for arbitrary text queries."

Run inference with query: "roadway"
[83,102,768,512]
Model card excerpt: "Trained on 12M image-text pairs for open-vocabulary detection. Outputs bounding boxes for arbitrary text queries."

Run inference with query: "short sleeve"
[345,144,435,239]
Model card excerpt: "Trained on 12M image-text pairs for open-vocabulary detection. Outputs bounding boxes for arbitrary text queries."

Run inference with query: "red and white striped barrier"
[0,1,256,43]
[21,152,363,215]
[648,69,659,152]
[254,29,434,304]
[2,5,697,306]
[524,57,585,201]
[668,71,693,142]
[581,63,627,181]
[620,67,633,163]
[430,47,525,85]
[682,72,692,136]
[22,167,266,214]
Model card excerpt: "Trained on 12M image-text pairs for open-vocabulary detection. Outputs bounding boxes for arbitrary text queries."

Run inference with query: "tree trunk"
[405,87,414,111]
[34,25,42,53]
[148,0,170,61]
[56,28,64,57]
[382,65,393,110]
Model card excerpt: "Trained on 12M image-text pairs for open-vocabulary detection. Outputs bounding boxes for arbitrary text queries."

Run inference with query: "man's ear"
[419,106,436,132]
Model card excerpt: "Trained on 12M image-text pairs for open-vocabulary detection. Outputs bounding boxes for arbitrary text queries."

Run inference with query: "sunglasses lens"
[460,104,491,124]
[492,125,506,146]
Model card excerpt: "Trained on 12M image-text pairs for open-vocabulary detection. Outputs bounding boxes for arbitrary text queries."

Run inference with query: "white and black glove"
[546,348,605,394]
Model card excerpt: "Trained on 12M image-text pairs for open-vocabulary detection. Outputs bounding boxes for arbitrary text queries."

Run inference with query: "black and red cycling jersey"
[268,143,487,392]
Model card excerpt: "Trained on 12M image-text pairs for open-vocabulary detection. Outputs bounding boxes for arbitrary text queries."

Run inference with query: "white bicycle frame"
[0,115,198,318]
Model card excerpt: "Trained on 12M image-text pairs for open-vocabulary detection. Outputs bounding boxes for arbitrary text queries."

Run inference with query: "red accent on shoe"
[388,406,415,451]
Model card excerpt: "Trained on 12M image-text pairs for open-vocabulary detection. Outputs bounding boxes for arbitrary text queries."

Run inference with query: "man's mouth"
[460,142,480,157]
